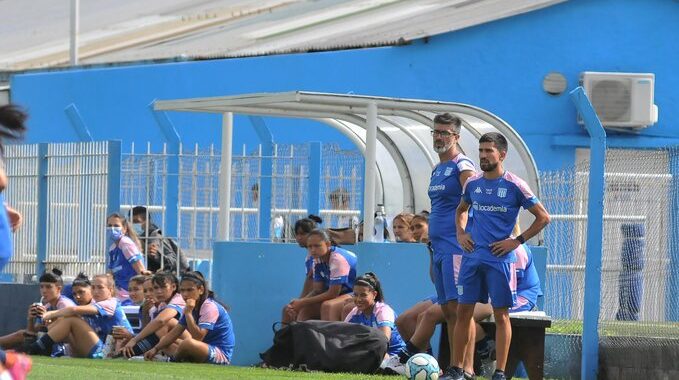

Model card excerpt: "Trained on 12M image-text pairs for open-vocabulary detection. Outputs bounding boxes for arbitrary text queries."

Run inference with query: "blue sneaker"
[491,370,507,380]
[440,366,464,380]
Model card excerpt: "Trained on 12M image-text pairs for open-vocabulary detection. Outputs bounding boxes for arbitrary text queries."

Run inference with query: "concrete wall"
[9,0,679,171]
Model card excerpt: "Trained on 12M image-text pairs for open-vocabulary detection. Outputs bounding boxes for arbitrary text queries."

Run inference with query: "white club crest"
[444,167,453,176]
[498,188,507,198]
[474,187,482,194]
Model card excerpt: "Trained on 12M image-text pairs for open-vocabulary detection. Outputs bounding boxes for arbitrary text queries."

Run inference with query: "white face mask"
[106,227,124,243]
[132,223,144,235]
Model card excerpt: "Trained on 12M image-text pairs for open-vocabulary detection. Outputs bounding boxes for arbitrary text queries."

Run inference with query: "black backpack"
[260,320,388,374]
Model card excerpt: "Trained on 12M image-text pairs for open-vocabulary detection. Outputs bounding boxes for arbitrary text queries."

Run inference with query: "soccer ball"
[404,353,440,380]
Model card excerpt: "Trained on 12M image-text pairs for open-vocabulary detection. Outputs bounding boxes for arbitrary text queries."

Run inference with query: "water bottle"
[273,215,284,242]
[373,204,386,243]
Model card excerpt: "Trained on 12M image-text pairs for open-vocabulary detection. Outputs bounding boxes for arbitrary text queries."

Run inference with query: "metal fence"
[4,140,363,281]
[4,141,118,281]
[122,141,364,257]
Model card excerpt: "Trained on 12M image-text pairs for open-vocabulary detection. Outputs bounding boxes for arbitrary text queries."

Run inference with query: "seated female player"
[283,229,357,322]
[144,271,235,365]
[121,272,187,358]
[27,274,133,359]
[344,272,406,359]
[0,268,75,350]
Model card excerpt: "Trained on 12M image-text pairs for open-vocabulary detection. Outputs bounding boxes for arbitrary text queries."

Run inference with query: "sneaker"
[6,352,32,380]
[440,366,465,380]
[491,370,507,380]
[128,355,145,361]
[464,371,476,380]
[476,339,496,361]
[152,353,171,362]
[380,355,406,375]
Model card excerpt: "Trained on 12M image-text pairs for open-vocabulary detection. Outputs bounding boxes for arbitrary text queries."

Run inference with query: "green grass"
[548,320,679,338]
[28,357,400,379]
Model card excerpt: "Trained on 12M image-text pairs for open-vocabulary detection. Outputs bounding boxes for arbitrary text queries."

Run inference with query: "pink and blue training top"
[84,297,134,341]
[107,236,143,291]
[150,292,186,320]
[0,194,13,270]
[43,295,76,311]
[428,153,475,258]
[344,302,406,356]
[462,171,539,263]
[313,246,357,294]
[513,244,542,310]
[179,298,235,361]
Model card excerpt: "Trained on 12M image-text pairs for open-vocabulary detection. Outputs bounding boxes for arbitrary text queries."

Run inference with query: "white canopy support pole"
[218,112,233,240]
[362,102,378,242]
[70,0,79,65]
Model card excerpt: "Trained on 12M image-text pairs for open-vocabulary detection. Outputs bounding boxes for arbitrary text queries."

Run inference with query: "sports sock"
[132,334,160,356]
[29,334,54,355]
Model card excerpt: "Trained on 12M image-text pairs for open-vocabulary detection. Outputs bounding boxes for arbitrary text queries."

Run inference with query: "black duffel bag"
[260,320,388,374]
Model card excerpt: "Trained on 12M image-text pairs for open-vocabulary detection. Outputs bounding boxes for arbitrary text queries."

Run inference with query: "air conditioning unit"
[579,72,658,128]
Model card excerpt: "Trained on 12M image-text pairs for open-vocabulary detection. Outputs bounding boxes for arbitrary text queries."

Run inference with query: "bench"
[437,312,552,380]
[437,247,551,379]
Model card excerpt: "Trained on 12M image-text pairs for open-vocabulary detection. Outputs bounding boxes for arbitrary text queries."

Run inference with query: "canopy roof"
[156,91,540,222]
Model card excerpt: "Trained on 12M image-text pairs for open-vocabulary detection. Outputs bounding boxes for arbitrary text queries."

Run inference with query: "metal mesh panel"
[3,144,39,281]
[320,143,363,229]
[540,147,679,375]
[45,142,110,276]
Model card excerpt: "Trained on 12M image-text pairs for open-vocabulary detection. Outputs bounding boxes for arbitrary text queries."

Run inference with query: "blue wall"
[10,0,679,170]
[211,241,549,366]
[212,241,434,365]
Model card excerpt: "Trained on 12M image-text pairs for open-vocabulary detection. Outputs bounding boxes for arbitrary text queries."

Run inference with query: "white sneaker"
[152,353,171,362]
[128,355,145,361]
[380,355,406,375]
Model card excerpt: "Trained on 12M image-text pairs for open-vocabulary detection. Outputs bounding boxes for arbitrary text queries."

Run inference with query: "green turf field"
[28,357,401,379]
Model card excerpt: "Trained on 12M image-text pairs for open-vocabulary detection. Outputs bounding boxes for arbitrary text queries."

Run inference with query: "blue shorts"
[206,345,230,365]
[423,294,438,304]
[432,253,462,304]
[457,256,516,308]
[510,295,536,313]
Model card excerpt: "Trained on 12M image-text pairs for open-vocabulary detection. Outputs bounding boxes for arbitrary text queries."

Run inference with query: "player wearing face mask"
[106,213,150,305]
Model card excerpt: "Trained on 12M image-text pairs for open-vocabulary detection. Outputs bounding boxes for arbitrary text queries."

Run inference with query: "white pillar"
[362,102,378,242]
[218,112,233,240]
[70,0,79,65]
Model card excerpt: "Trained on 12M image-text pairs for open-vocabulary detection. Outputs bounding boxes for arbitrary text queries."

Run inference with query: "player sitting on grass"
[145,271,235,365]
[27,274,134,358]
[344,272,406,363]
[283,229,357,323]
[0,268,75,350]
[121,272,188,359]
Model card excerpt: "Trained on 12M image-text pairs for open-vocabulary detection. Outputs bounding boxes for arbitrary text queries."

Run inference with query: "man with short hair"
[131,206,188,273]
[388,113,477,377]
[449,132,550,380]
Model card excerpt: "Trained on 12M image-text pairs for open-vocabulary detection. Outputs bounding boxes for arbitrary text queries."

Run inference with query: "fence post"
[35,143,49,276]
[307,142,322,217]
[570,86,606,380]
[149,106,181,243]
[64,104,94,142]
[667,149,679,321]
[107,141,122,218]
[250,116,272,240]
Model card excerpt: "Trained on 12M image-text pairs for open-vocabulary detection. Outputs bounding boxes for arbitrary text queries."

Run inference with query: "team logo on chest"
[497,188,507,198]
[444,167,453,176]
[474,187,482,194]
[485,188,493,195]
